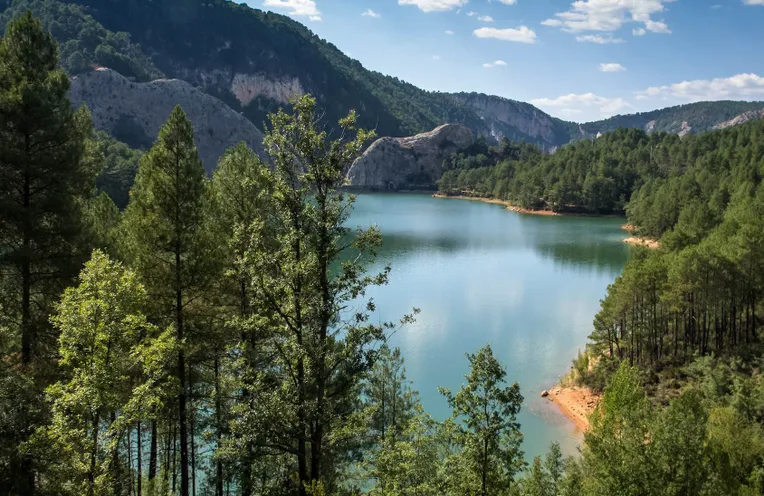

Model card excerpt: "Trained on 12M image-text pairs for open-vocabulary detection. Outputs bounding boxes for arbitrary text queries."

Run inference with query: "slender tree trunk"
[190,372,197,496]
[215,357,224,496]
[171,421,177,493]
[88,412,100,496]
[19,135,35,494]
[176,245,190,496]
[149,420,158,483]
[137,422,142,496]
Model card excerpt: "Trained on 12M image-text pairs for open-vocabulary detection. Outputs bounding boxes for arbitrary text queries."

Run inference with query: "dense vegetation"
[582,100,764,136]
[0,0,161,81]
[5,9,764,496]
[439,119,764,222]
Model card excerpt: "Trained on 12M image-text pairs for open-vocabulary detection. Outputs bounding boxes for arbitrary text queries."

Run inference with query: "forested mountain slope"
[582,100,764,136]
[439,118,764,229]
[3,0,761,153]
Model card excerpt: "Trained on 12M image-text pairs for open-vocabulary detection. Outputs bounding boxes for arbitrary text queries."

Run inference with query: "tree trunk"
[215,357,224,496]
[176,245,190,496]
[88,412,100,496]
[137,422,142,496]
[149,420,157,483]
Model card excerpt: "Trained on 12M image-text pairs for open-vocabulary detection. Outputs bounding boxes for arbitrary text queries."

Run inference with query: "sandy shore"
[545,386,601,432]
[624,236,660,249]
[433,194,567,216]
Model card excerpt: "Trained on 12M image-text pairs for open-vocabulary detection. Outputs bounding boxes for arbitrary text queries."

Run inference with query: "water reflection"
[346,194,630,461]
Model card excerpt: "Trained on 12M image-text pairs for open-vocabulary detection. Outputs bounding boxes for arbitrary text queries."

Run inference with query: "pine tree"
[121,106,215,496]
[208,143,274,495]
[0,10,94,494]
[439,345,524,495]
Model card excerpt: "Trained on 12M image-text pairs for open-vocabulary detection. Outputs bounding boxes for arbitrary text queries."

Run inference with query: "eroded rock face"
[231,73,304,107]
[69,68,267,172]
[346,124,474,190]
[448,92,571,147]
[714,108,764,130]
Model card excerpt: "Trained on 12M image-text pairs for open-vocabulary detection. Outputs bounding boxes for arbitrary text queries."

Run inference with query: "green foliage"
[37,251,175,496]
[439,345,525,495]
[1,0,162,81]
[0,10,96,493]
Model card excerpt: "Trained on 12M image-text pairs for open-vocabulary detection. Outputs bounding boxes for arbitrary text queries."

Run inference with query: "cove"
[347,193,631,461]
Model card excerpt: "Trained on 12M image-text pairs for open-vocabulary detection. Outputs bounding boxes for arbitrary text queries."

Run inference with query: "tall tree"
[439,345,524,495]
[121,106,214,496]
[37,251,175,496]
[241,95,415,494]
[0,10,93,494]
[208,143,274,495]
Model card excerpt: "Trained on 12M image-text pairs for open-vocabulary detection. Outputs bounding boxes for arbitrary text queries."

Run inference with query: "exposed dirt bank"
[545,386,601,432]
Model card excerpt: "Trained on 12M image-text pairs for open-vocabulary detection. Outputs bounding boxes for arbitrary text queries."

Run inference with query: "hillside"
[582,101,764,136]
[2,0,763,169]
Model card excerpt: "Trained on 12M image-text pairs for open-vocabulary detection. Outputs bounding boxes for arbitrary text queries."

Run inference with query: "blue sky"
[250,0,764,123]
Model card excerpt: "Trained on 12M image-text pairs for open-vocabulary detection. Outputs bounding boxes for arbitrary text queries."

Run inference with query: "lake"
[347,193,631,461]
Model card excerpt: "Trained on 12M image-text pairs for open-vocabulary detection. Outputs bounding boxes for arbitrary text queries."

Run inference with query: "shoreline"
[545,386,600,432]
[432,194,624,218]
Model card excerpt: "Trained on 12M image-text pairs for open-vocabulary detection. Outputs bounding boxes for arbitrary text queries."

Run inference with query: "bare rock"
[69,68,267,173]
[714,108,764,130]
[346,124,473,190]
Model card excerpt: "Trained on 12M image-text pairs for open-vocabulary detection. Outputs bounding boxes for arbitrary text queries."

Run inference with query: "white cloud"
[743,0,764,5]
[600,63,626,72]
[645,20,671,33]
[533,72,764,122]
[531,93,633,120]
[445,30,455,35]
[635,73,764,101]
[483,60,508,68]
[432,55,442,61]
[542,0,675,36]
[467,11,478,16]
[576,34,625,44]
[541,19,563,27]
[474,26,537,43]
[633,27,646,36]
[362,8,380,18]
[398,0,468,12]
[263,0,321,20]
[496,0,518,4]
[478,15,495,22]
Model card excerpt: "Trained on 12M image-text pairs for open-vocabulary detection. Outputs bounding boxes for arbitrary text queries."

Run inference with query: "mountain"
[447,92,582,148]
[69,68,266,172]
[2,0,763,168]
[581,101,764,137]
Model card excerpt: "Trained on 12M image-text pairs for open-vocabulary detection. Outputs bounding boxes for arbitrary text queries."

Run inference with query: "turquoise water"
[347,193,631,461]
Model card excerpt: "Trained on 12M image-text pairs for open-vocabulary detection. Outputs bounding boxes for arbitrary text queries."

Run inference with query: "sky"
[249,0,764,123]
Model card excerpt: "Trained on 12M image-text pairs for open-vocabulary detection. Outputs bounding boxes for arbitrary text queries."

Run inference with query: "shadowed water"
[346,193,631,461]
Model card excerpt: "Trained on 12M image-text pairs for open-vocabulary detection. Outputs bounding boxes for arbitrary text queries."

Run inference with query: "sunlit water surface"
[346,194,631,461]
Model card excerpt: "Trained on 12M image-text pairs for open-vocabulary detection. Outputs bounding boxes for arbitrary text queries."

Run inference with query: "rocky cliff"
[69,68,266,172]
[448,92,578,148]
[714,108,764,130]
[346,124,474,190]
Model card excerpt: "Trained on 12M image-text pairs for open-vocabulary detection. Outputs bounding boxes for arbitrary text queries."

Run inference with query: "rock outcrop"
[69,68,267,172]
[346,124,474,190]
[449,92,574,147]
[714,108,764,130]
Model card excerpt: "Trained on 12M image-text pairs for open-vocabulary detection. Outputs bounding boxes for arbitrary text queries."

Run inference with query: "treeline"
[439,117,764,229]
